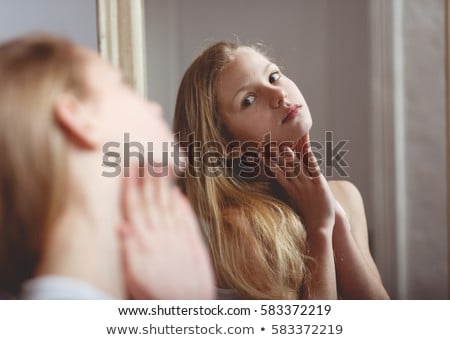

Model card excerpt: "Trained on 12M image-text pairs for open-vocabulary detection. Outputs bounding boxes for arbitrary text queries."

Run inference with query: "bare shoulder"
[328,180,369,245]
[329,180,365,217]
[328,180,363,204]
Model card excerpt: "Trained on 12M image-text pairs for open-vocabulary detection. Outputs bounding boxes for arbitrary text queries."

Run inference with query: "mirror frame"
[96,0,147,97]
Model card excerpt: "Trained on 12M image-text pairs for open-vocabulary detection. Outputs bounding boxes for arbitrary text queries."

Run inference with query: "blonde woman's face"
[82,50,173,166]
[218,47,312,145]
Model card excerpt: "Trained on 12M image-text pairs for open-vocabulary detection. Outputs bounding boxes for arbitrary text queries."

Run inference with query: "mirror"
[98,0,449,299]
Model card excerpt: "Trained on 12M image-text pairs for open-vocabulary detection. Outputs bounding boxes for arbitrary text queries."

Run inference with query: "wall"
[402,0,447,298]
[0,0,98,49]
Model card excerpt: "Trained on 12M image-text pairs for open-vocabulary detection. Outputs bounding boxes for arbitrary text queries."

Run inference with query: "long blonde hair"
[0,34,88,295]
[173,42,311,299]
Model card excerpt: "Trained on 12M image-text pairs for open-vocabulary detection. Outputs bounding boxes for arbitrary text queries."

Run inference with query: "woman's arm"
[306,228,337,299]
[329,181,389,299]
[269,144,337,299]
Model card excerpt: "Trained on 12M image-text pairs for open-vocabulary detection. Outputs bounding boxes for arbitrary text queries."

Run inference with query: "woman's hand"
[262,138,337,299]
[263,139,335,234]
[119,168,215,299]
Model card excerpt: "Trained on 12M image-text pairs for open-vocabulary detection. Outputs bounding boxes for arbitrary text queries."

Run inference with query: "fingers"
[122,165,175,238]
[118,222,135,261]
[118,221,139,295]
[258,134,323,181]
[119,166,215,299]
[152,170,171,211]
[121,166,135,223]
[279,145,297,176]
[263,144,318,180]
[302,144,321,179]
[122,166,148,237]
[284,145,317,180]
[174,188,199,234]
[270,162,292,190]
[146,175,175,233]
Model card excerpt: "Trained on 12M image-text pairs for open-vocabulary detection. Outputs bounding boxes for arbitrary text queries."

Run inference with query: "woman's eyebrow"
[233,83,251,101]
[232,62,275,100]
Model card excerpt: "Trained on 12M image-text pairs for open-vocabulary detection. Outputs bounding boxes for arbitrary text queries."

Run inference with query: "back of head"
[0,34,88,295]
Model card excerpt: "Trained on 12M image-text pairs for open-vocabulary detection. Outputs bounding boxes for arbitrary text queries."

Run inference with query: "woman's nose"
[269,86,287,109]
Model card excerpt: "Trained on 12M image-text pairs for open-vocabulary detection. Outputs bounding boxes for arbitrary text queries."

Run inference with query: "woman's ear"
[54,94,99,149]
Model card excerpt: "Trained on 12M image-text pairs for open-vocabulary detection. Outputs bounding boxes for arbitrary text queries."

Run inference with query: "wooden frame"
[96,0,147,97]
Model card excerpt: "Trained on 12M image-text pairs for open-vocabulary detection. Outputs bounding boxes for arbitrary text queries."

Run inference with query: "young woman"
[173,41,389,299]
[0,34,214,299]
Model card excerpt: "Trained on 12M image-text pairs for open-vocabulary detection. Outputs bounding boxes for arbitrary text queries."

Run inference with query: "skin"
[219,47,312,144]
[35,48,215,299]
[218,47,388,299]
[120,167,215,299]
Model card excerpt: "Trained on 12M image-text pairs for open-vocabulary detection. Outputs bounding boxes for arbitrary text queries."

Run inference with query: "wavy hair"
[173,42,311,299]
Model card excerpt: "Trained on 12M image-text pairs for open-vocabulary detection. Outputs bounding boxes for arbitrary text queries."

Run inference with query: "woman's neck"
[36,161,126,298]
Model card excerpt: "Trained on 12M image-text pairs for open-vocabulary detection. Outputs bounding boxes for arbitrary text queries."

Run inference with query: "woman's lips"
[282,104,302,124]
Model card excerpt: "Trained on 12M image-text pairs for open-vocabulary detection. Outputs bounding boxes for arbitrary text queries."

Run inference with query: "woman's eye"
[242,95,255,107]
[269,72,281,84]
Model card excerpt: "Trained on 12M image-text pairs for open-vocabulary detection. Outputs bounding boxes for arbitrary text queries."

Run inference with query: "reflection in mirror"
[141,0,447,299]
